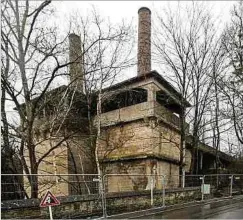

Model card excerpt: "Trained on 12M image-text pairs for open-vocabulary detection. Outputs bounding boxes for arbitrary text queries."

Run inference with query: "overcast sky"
[53,1,235,23]
[51,1,237,80]
[50,0,238,87]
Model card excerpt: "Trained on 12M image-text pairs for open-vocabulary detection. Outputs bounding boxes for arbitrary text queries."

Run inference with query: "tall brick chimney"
[137,7,151,76]
[69,33,83,93]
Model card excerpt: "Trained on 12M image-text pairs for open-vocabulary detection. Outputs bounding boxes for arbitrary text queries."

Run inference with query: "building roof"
[186,135,233,162]
[16,85,86,110]
[102,70,191,107]
[17,70,191,110]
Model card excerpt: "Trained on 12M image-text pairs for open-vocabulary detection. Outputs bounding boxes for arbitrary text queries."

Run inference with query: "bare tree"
[1,0,66,198]
[1,49,24,199]
[1,0,86,198]
[69,8,135,188]
[222,0,243,81]
[154,2,220,178]
[220,1,243,145]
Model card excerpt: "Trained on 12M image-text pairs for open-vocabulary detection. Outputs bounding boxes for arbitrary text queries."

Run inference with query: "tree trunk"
[28,143,38,198]
[179,107,186,188]
[95,93,103,194]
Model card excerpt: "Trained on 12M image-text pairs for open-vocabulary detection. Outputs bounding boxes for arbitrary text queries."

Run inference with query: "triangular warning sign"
[40,190,60,207]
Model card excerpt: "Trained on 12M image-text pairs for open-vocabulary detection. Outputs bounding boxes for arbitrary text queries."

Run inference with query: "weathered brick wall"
[152,123,181,161]
[98,111,183,192]
[98,120,154,159]
[24,135,96,198]
[103,160,152,192]
[156,161,180,189]
[185,149,192,172]
[154,102,180,128]
[101,159,180,192]
[66,136,97,195]
[98,119,181,163]
[99,102,154,127]
[23,138,69,197]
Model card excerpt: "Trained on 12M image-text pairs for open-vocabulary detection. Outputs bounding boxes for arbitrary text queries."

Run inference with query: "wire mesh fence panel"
[103,174,169,193]
[163,174,180,189]
[184,175,202,188]
[1,174,103,219]
[1,174,100,199]
[161,175,202,206]
[204,174,232,199]
[103,174,154,193]
[102,174,206,216]
[1,174,26,200]
[103,173,166,216]
[2,173,242,219]
[231,174,243,196]
[163,175,202,188]
[64,174,100,196]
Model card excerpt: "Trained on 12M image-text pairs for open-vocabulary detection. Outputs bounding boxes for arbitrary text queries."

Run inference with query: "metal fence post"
[182,170,185,188]
[200,175,205,201]
[151,177,154,206]
[162,175,165,207]
[230,175,233,197]
[101,175,107,219]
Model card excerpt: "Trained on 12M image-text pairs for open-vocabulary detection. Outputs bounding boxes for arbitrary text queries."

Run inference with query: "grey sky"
[53,1,235,23]
[52,1,236,76]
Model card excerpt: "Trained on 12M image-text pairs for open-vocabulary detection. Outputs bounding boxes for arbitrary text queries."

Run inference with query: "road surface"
[135,196,243,219]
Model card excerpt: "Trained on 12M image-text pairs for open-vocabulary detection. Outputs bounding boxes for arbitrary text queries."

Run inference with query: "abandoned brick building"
[22,7,232,197]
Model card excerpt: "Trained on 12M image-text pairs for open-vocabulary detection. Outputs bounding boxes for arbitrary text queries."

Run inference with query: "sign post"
[49,206,53,220]
[40,191,60,220]
[200,176,205,201]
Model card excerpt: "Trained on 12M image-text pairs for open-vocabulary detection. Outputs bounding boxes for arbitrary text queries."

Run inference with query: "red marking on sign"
[40,191,60,207]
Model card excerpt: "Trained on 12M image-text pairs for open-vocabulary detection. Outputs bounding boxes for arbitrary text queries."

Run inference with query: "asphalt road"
[134,196,243,219]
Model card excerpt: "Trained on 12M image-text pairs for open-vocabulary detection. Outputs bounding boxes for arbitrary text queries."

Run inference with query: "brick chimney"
[69,33,83,93]
[137,7,151,76]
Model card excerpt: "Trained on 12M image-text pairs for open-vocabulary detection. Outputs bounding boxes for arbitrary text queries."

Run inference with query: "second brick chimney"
[137,7,151,76]
[69,33,83,93]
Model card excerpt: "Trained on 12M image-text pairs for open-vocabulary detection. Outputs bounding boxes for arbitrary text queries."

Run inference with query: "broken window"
[102,88,147,113]
[156,90,182,114]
